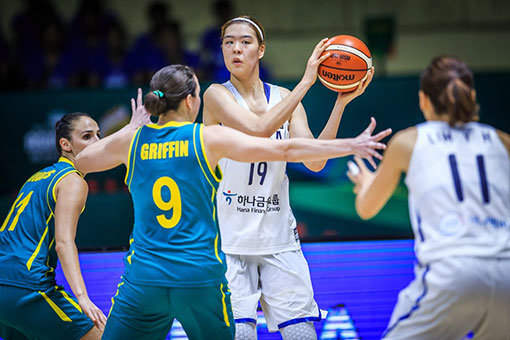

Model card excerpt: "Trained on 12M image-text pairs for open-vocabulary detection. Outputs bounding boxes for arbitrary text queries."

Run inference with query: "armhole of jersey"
[192,124,222,191]
[47,168,80,216]
[196,124,222,183]
[124,127,143,189]
[200,124,222,182]
[404,126,421,188]
[263,82,271,103]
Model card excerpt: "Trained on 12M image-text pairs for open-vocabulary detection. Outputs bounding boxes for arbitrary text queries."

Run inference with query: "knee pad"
[280,322,317,340]
[235,322,257,340]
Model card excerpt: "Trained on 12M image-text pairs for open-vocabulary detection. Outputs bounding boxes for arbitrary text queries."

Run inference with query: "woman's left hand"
[337,67,375,106]
[129,88,152,128]
[347,156,375,194]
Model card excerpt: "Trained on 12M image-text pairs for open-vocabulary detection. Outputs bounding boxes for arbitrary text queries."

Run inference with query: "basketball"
[318,35,372,92]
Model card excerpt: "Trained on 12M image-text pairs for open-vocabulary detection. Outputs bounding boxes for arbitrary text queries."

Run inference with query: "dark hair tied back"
[420,56,479,127]
[55,112,91,156]
[144,65,197,117]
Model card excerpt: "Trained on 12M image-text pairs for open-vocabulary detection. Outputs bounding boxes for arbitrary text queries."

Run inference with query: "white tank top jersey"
[217,81,300,255]
[405,121,510,264]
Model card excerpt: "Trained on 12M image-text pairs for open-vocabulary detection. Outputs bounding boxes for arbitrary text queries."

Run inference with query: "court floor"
[53,239,416,339]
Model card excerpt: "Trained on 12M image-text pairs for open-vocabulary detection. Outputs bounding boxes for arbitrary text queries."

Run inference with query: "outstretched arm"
[203,39,331,137]
[54,174,106,331]
[203,118,391,168]
[75,89,149,174]
[348,127,417,219]
[75,126,135,174]
[289,68,375,171]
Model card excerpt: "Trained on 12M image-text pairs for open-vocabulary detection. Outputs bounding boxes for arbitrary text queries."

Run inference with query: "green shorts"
[0,284,94,340]
[103,277,235,340]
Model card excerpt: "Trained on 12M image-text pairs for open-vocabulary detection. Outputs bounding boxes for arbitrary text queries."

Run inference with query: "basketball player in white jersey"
[203,16,376,339]
[348,55,510,339]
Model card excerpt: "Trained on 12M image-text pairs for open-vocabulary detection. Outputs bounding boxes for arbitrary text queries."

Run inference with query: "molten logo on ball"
[321,71,355,82]
[317,35,372,92]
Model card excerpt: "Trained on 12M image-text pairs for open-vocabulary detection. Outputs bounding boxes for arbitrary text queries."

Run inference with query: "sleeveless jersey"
[217,81,299,255]
[0,157,80,290]
[405,121,510,264]
[123,121,226,287]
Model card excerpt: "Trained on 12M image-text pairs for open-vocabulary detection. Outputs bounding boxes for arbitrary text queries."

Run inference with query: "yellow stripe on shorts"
[39,291,72,322]
[59,289,83,313]
[220,283,230,327]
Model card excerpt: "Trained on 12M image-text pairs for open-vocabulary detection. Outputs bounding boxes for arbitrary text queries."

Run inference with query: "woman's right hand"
[301,38,331,87]
[78,295,107,331]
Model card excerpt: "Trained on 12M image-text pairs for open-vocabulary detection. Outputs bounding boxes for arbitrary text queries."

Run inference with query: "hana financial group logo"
[223,190,237,205]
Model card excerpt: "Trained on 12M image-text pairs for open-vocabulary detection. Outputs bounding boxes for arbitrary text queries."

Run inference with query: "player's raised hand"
[337,67,375,106]
[301,38,331,87]
[129,88,151,128]
[352,117,392,169]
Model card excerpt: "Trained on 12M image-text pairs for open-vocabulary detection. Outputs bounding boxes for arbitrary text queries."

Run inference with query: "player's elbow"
[355,200,376,220]
[252,124,276,138]
[305,161,326,172]
[55,239,73,256]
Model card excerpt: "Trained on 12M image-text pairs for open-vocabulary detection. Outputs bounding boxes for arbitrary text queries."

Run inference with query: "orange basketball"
[318,35,372,92]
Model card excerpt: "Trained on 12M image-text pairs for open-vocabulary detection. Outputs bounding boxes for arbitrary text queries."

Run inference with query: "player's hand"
[352,117,392,169]
[337,67,375,106]
[129,88,151,129]
[301,38,331,87]
[347,157,374,194]
[78,296,107,331]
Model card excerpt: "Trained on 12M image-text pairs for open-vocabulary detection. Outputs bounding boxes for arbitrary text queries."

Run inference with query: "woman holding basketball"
[74,64,389,340]
[349,56,510,339]
[203,15,376,339]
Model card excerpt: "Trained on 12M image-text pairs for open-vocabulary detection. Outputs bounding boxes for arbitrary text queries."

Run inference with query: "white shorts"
[225,250,327,332]
[383,257,510,340]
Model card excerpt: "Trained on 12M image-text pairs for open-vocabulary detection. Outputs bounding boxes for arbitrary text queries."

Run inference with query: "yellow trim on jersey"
[211,189,216,222]
[124,127,142,186]
[46,168,78,217]
[46,236,55,275]
[214,233,222,264]
[39,291,72,322]
[108,280,125,318]
[199,124,222,182]
[146,121,192,129]
[52,170,79,203]
[192,124,215,190]
[127,250,135,264]
[58,156,73,167]
[220,283,231,327]
[58,157,83,177]
[193,124,219,227]
[27,225,49,271]
[59,289,83,313]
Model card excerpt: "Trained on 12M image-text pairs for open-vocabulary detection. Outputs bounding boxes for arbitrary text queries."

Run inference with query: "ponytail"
[420,56,479,127]
[444,77,479,126]
[144,65,197,117]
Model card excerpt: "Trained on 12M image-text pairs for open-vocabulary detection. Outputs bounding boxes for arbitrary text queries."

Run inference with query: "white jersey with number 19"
[405,121,510,264]
[217,81,300,255]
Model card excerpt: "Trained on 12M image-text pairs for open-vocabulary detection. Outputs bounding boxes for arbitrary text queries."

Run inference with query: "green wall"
[1,74,508,249]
